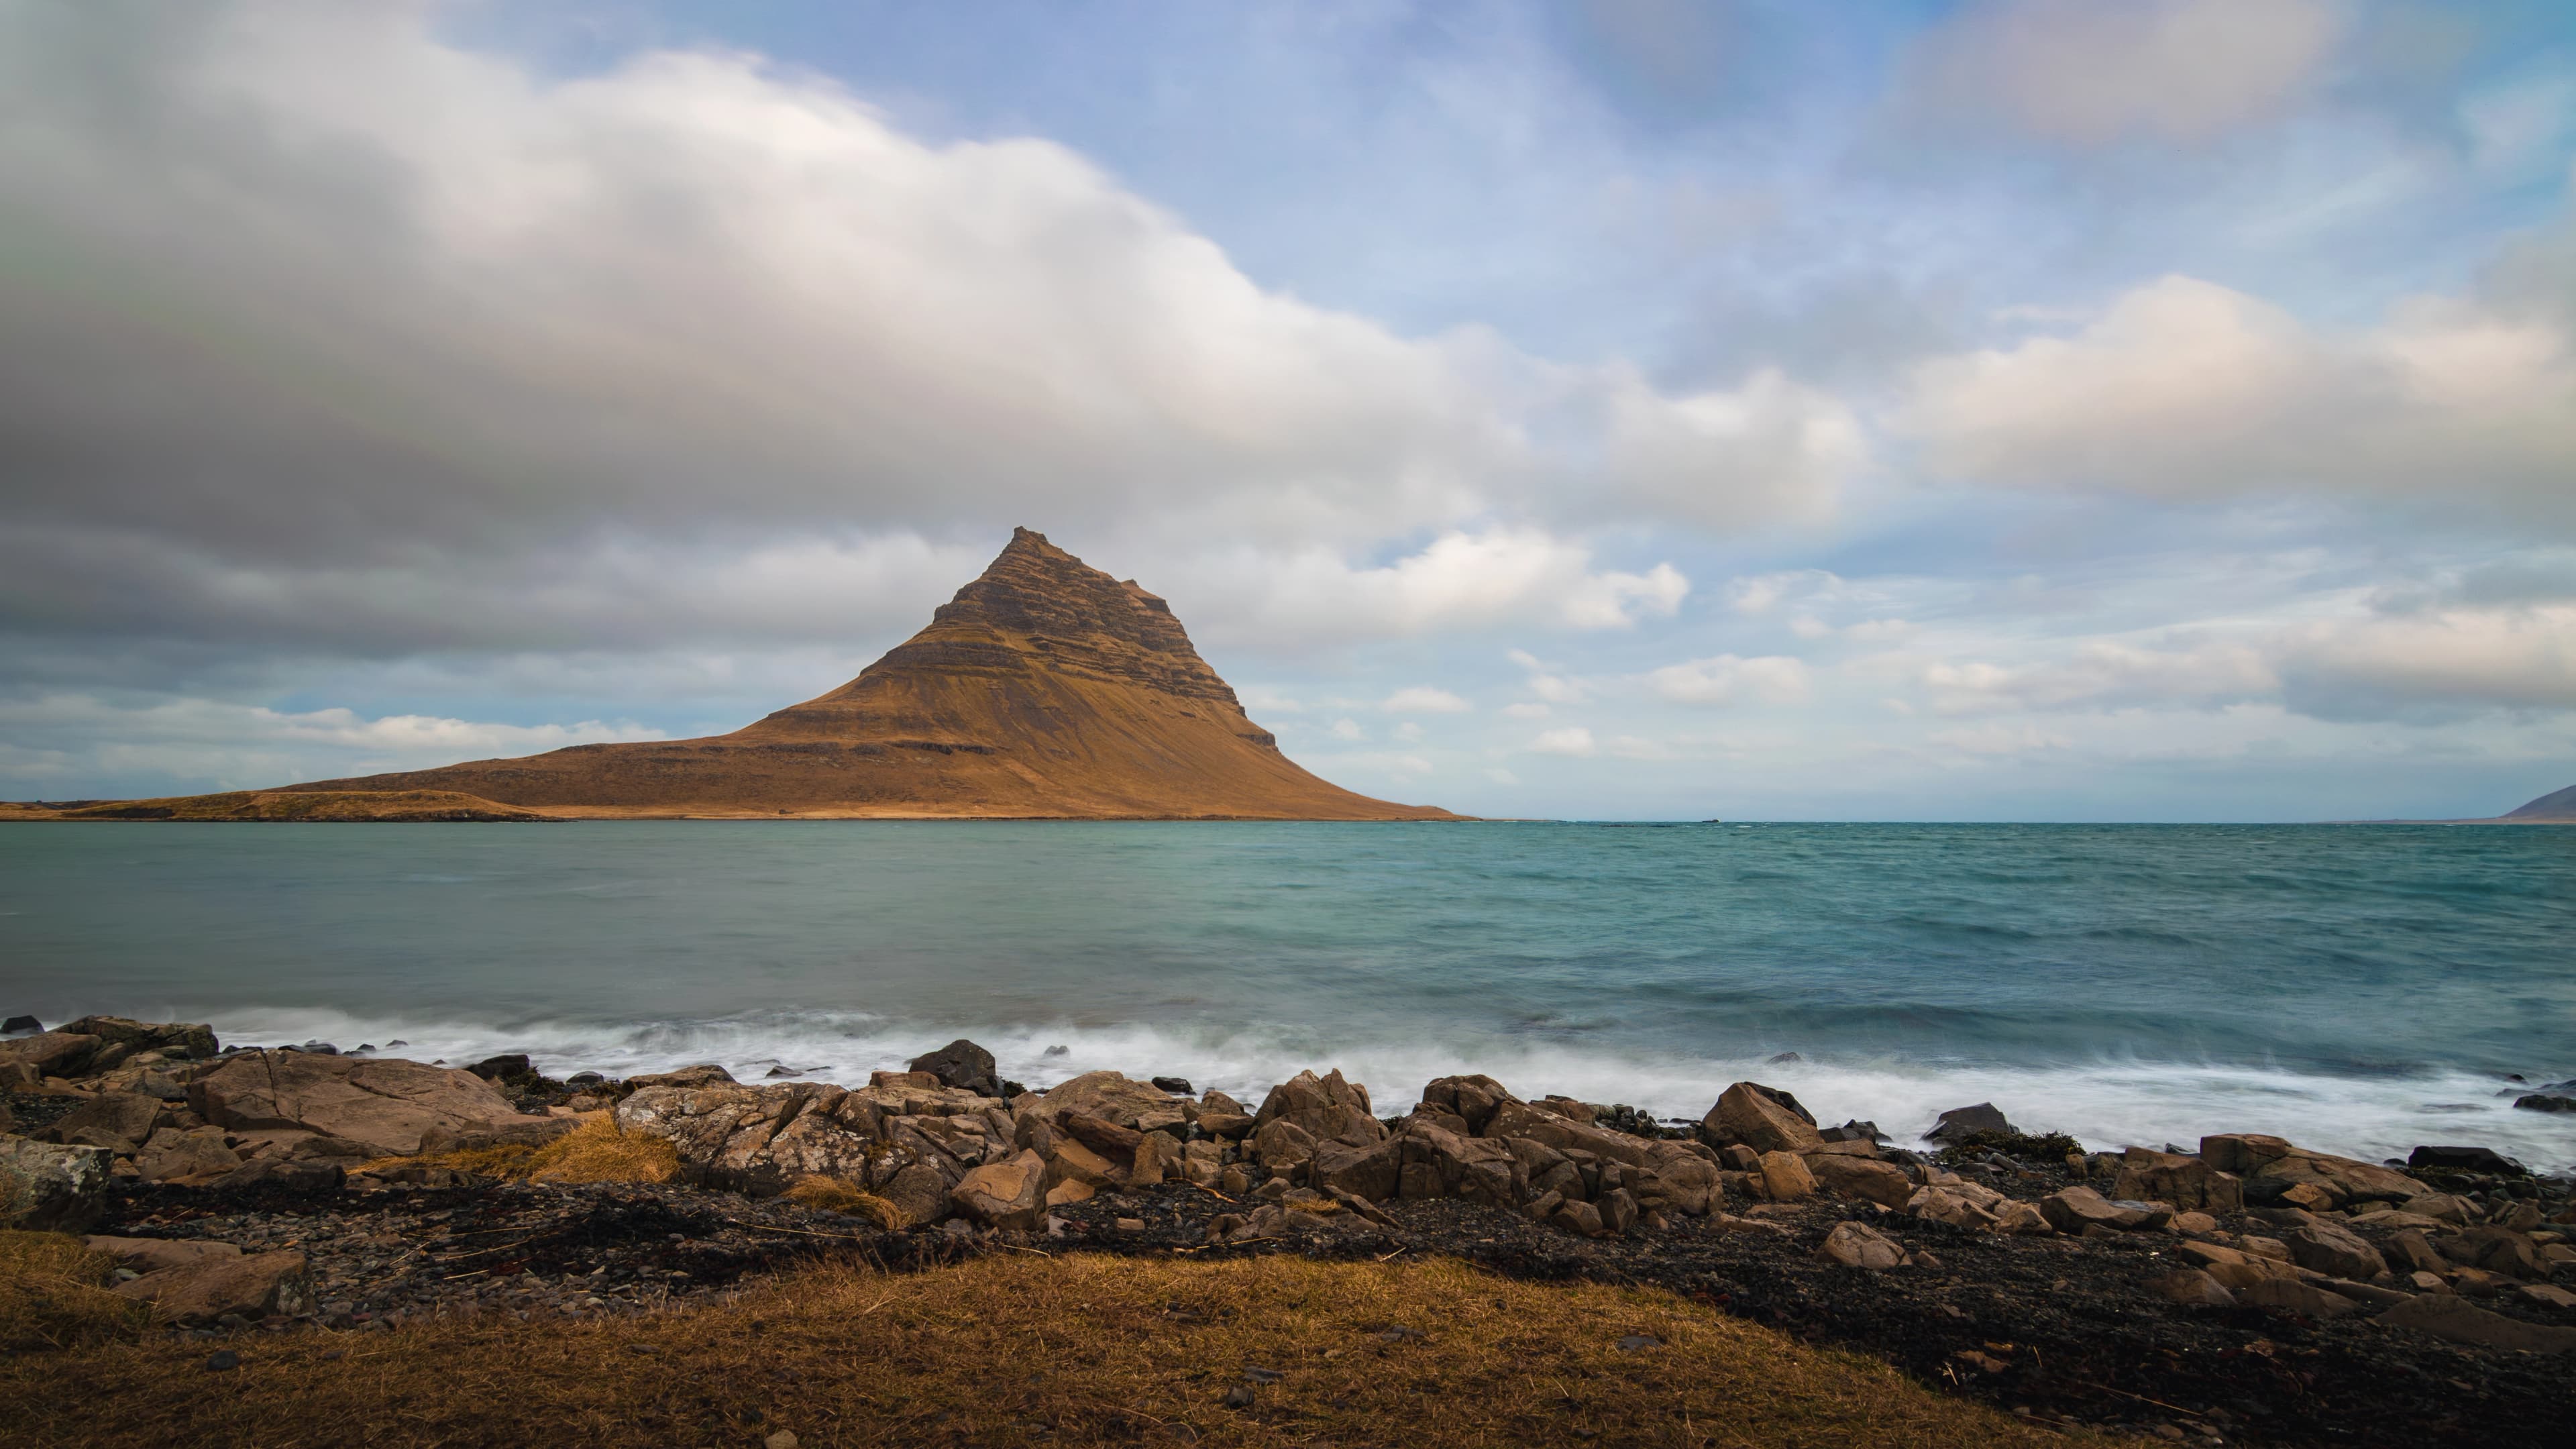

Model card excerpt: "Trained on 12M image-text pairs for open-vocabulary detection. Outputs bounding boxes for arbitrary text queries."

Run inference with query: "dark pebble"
[203,1350,240,1373]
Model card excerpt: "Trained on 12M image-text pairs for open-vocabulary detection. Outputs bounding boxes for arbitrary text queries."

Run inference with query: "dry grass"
[0,1250,2116,1448]
[0,1230,156,1352]
[362,1115,679,1187]
[784,1174,910,1228]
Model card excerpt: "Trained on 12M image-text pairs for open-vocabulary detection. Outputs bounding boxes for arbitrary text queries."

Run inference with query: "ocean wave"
[194,1005,2576,1173]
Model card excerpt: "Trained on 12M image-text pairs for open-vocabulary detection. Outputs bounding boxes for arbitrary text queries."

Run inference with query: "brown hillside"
[288,529,1456,820]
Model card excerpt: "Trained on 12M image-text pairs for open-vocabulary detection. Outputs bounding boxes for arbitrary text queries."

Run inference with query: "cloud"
[1506,649,1591,704]
[1920,639,2279,715]
[1529,727,1598,757]
[0,3,1806,671]
[1392,721,1426,743]
[1898,274,2576,529]
[1502,702,1552,719]
[1904,0,2341,144]
[1929,722,2074,756]
[1381,686,1472,714]
[2280,604,2576,720]
[0,693,662,794]
[1328,718,1366,741]
[1646,654,1813,706]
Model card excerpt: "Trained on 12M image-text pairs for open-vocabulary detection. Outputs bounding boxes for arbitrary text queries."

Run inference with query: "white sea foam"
[199,1005,2576,1173]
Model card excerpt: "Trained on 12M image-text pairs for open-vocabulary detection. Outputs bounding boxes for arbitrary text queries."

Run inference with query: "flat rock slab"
[2377,1293,2576,1353]
[188,1050,530,1157]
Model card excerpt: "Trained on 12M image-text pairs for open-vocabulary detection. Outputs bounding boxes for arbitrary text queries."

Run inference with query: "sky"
[1,0,2573,821]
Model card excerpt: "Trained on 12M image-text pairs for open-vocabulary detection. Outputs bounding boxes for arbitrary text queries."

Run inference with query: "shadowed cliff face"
[292,530,1455,820]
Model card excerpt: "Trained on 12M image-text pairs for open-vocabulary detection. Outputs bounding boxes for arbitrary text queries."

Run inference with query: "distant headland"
[7,530,1457,822]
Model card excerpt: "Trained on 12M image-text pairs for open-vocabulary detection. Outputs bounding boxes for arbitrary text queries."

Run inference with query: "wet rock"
[1923,1103,2011,1144]
[2408,1144,2526,1175]
[1248,1118,1318,1179]
[0,1138,111,1231]
[2376,1293,2576,1352]
[908,1039,1000,1097]
[61,1016,218,1061]
[2284,1221,2388,1281]
[0,1029,103,1080]
[628,1064,736,1089]
[2198,1132,2292,1175]
[189,1049,530,1156]
[1,1014,39,1035]
[1130,1130,1186,1187]
[882,1163,950,1226]
[1032,1071,1182,1130]
[2111,1148,2242,1214]
[2511,1093,2575,1112]
[1817,1220,1906,1270]
[1420,1074,1518,1136]
[1150,1075,1193,1095]
[1701,1082,1822,1155]
[2445,1225,2546,1280]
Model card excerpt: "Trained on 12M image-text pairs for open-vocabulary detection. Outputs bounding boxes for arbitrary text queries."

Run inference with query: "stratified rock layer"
[291,529,1452,820]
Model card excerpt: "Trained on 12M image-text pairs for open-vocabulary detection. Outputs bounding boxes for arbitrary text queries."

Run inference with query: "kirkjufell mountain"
[226,529,1453,820]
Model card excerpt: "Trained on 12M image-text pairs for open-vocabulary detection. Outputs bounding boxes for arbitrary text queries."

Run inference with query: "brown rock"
[1804,1154,1913,1209]
[1254,1069,1385,1146]
[2520,1283,2576,1310]
[627,1064,736,1089]
[188,1050,527,1157]
[950,1148,1046,1230]
[2445,1225,2546,1280]
[1548,1199,1605,1236]
[1313,1138,1402,1201]
[1249,1118,1319,1177]
[1044,1179,1093,1208]
[1128,1130,1184,1187]
[1817,1220,1907,1270]
[2375,1293,2576,1352]
[1032,1071,1176,1130]
[59,1016,218,1062]
[1989,1200,2053,1235]
[1393,1122,1520,1203]
[1420,1074,1518,1135]
[113,1249,312,1324]
[0,1138,111,1232]
[133,1126,244,1183]
[2284,1221,2388,1281]
[1055,1111,1144,1162]
[1907,1181,2008,1230]
[2385,1227,2445,1275]
[0,1030,102,1079]
[2147,1269,2237,1307]
[85,1236,244,1274]
[45,1091,164,1151]
[1757,1150,1816,1203]
[1193,1111,1255,1139]
[2239,1279,2361,1318]
[2199,1133,2292,1175]
[1702,1082,1823,1155]
[2038,1185,2169,1234]
[2112,1148,2242,1214]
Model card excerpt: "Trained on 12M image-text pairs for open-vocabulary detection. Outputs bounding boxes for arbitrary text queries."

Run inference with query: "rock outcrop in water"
[82,529,1450,821]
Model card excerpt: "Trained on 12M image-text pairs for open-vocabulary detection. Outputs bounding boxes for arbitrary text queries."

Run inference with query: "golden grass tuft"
[782,1174,909,1228]
[0,1250,2108,1448]
[521,1115,679,1185]
[0,1230,156,1352]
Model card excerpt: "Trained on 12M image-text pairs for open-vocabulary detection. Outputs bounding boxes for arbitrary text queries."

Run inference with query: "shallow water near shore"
[5,820,2572,1169]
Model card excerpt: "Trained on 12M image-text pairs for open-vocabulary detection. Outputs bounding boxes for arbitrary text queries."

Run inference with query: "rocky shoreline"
[6,1016,2573,1446]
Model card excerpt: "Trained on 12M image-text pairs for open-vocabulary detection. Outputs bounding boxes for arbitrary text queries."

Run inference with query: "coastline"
[7,1018,2574,1445]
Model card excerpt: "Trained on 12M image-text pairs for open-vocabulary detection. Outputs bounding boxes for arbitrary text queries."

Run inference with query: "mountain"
[282,529,1456,820]
[2501,784,2576,822]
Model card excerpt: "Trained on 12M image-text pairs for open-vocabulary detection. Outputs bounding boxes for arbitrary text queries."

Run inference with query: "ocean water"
[4,821,2572,1170]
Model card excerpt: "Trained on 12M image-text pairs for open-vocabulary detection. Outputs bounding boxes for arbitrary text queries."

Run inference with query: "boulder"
[1757,1150,1817,1203]
[2242,1149,2426,1209]
[2038,1185,2170,1234]
[1129,1130,1183,1187]
[45,1091,164,1150]
[1254,1069,1384,1146]
[1907,1181,2006,1230]
[628,1064,736,1089]
[1393,1122,1520,1203]
[1805,1154,1913,1210]
[1313,1138,1403,1201]
[1817,1221,1907,1270]
[881,1162,951,1226]
[2512,1093,2575,1113]
[1250,1118,1319,1178]
[2284,1221,2387,1281]
[0,1138,111,1232]
[134,1126,245,1183]
[2239,1279,2361,1318]
[86,1236,242,1274]
[2112,1148,2242,1214]
[189,1050,530,1157]
[2375,1293,2576,1352]
[2445,1226,2546,1281]
[1548,1198,1605,1236]
[1054,1111,1144,1162]
[1030,1071,1179,1130]
[1597,1187,1639,1234]
[60,1016,218,1061]
[1701,1083,1822,1155]
[950,1149,1046,1230]
[0,1030,102,1080]
[1923,1103,2011,1144]
[2147,1269,2236,1307]
[1990,1200,2054,1235]
[2383,1228,2445,1275]
[2,1014,38,1034]
[2407,1144,2525,1175]
[2198,1133,2292,1175]
[112,1249,312,1324]
[908,1040,1000,1098]
[1420,1074,1519,1135]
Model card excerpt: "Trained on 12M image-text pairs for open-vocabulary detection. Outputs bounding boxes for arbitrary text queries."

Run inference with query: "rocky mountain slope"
[284,529,1452,820]
[2501,784,2576,822]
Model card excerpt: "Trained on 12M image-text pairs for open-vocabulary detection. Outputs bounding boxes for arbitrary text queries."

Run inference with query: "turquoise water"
[5,821,2573,1169]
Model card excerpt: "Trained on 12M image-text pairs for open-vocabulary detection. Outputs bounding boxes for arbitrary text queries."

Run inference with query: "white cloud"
[1483,767,1520,786]
[1900,274,2576,528]
[1381,686,1472,714]
[0,694,663,794]
[2281,604,2576,720]
[1392,721,1426,743]
[1906,0,2340,144]
[1501,702,1552,720]
[1529,727,1598,757]
[1647,654,1813,707]
[1920,639,2278,715]
[1329,718,1366,741]
[1183,530,1693,649]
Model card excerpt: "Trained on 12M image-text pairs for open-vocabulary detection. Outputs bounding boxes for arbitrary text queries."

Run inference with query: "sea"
[5,821,2572,1171]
